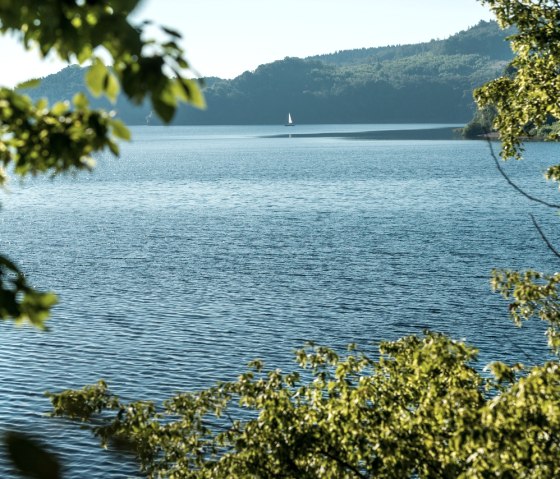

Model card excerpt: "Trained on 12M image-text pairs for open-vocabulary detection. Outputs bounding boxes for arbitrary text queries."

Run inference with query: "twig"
[319,447,369,479]
[530,213,560,259]
[483,132,560,259]
[485,136,560,209]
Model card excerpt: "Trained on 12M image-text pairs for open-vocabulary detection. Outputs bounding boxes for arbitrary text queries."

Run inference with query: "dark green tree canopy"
[22,20,512,125]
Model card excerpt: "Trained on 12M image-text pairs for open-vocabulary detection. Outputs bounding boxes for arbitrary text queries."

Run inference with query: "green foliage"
[2,1,560,478]
[0,0,205,329]
[0,87,122,176]
[0,0,205,115]
[0,255,57,329]
[461,104,497,138]
[22,21,511,125]
[476,0,560,160]
[0,2,204,474]
[311,20,514,65]
[491,269,560,353]
[39,2,560,477]
[178,51,506,125]
[476,0,560,362]
[472,5,560,476]
[47,333,560,478]
[185,23,511,125]
[536,119,560,142]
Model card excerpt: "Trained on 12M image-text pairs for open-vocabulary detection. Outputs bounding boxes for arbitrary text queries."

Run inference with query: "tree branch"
[319,447,369,479]
[485,136,560,209]
[530,213,560,260]
[483,132,560,260]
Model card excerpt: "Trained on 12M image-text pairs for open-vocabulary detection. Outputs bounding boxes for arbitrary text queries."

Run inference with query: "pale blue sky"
[0,0,494,87]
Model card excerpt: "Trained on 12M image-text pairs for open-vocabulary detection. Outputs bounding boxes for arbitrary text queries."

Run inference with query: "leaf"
[85,59,108,97]
[162,41,179,50]
[16,78,41,90]
[36,98,49,110]
[152,96,175,124]
[176,58,189,69]
[162,26,182,38]
[120,0,143,15]
[111,119,131,141]
[107,140,120,156]
[51,101,70,117]
[104,72,120,103]
[16,290,58,330]
[159,80,178,107]
[77,44,93,64]
[72,92,89,110]
[4,431,62,479]
[182,79,206,109]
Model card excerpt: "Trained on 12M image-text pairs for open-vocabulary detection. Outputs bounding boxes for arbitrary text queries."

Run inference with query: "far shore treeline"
[24,20,513,125]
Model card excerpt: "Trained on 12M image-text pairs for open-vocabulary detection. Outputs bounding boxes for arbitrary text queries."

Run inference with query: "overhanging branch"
[486,136,560,209]
[484,132,560,260]
[530,213,560,260]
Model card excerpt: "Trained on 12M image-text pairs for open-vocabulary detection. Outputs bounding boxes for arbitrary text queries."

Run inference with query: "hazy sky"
[0,0,494,87]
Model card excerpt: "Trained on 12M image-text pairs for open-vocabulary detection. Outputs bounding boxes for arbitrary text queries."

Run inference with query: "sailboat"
[285,112,295,126]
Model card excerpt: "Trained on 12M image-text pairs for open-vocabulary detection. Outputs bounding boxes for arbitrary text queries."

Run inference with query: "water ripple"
[0,126,557,476]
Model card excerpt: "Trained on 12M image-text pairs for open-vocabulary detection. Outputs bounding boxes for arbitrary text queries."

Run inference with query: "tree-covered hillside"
[23,20,513,125]
[311,20,513,65]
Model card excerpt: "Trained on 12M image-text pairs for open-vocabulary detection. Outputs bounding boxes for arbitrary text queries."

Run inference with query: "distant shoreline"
[264,127,461,141]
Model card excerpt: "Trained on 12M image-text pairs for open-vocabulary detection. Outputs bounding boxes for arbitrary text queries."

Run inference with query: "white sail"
[288,113,292,124]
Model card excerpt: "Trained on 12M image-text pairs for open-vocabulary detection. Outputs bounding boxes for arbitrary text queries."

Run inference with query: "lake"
[0,124,558,477]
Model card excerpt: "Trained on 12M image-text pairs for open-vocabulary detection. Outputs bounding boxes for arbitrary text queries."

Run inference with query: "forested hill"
[308,20,513,66]
[22,20,513,125]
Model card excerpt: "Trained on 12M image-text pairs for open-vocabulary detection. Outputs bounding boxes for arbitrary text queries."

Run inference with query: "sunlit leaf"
[36,98,48,110]
[85,59,108,97]
[72,92,89,110]
[181,79,206,109]
[110,119,131,141]
[104,72,120,103]
[51,101,70,116]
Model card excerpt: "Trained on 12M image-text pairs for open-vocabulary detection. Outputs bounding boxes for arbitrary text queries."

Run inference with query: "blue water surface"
[0,124,559,477]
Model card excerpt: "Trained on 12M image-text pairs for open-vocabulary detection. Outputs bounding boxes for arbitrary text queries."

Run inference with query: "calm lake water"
[0,124,559,477]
